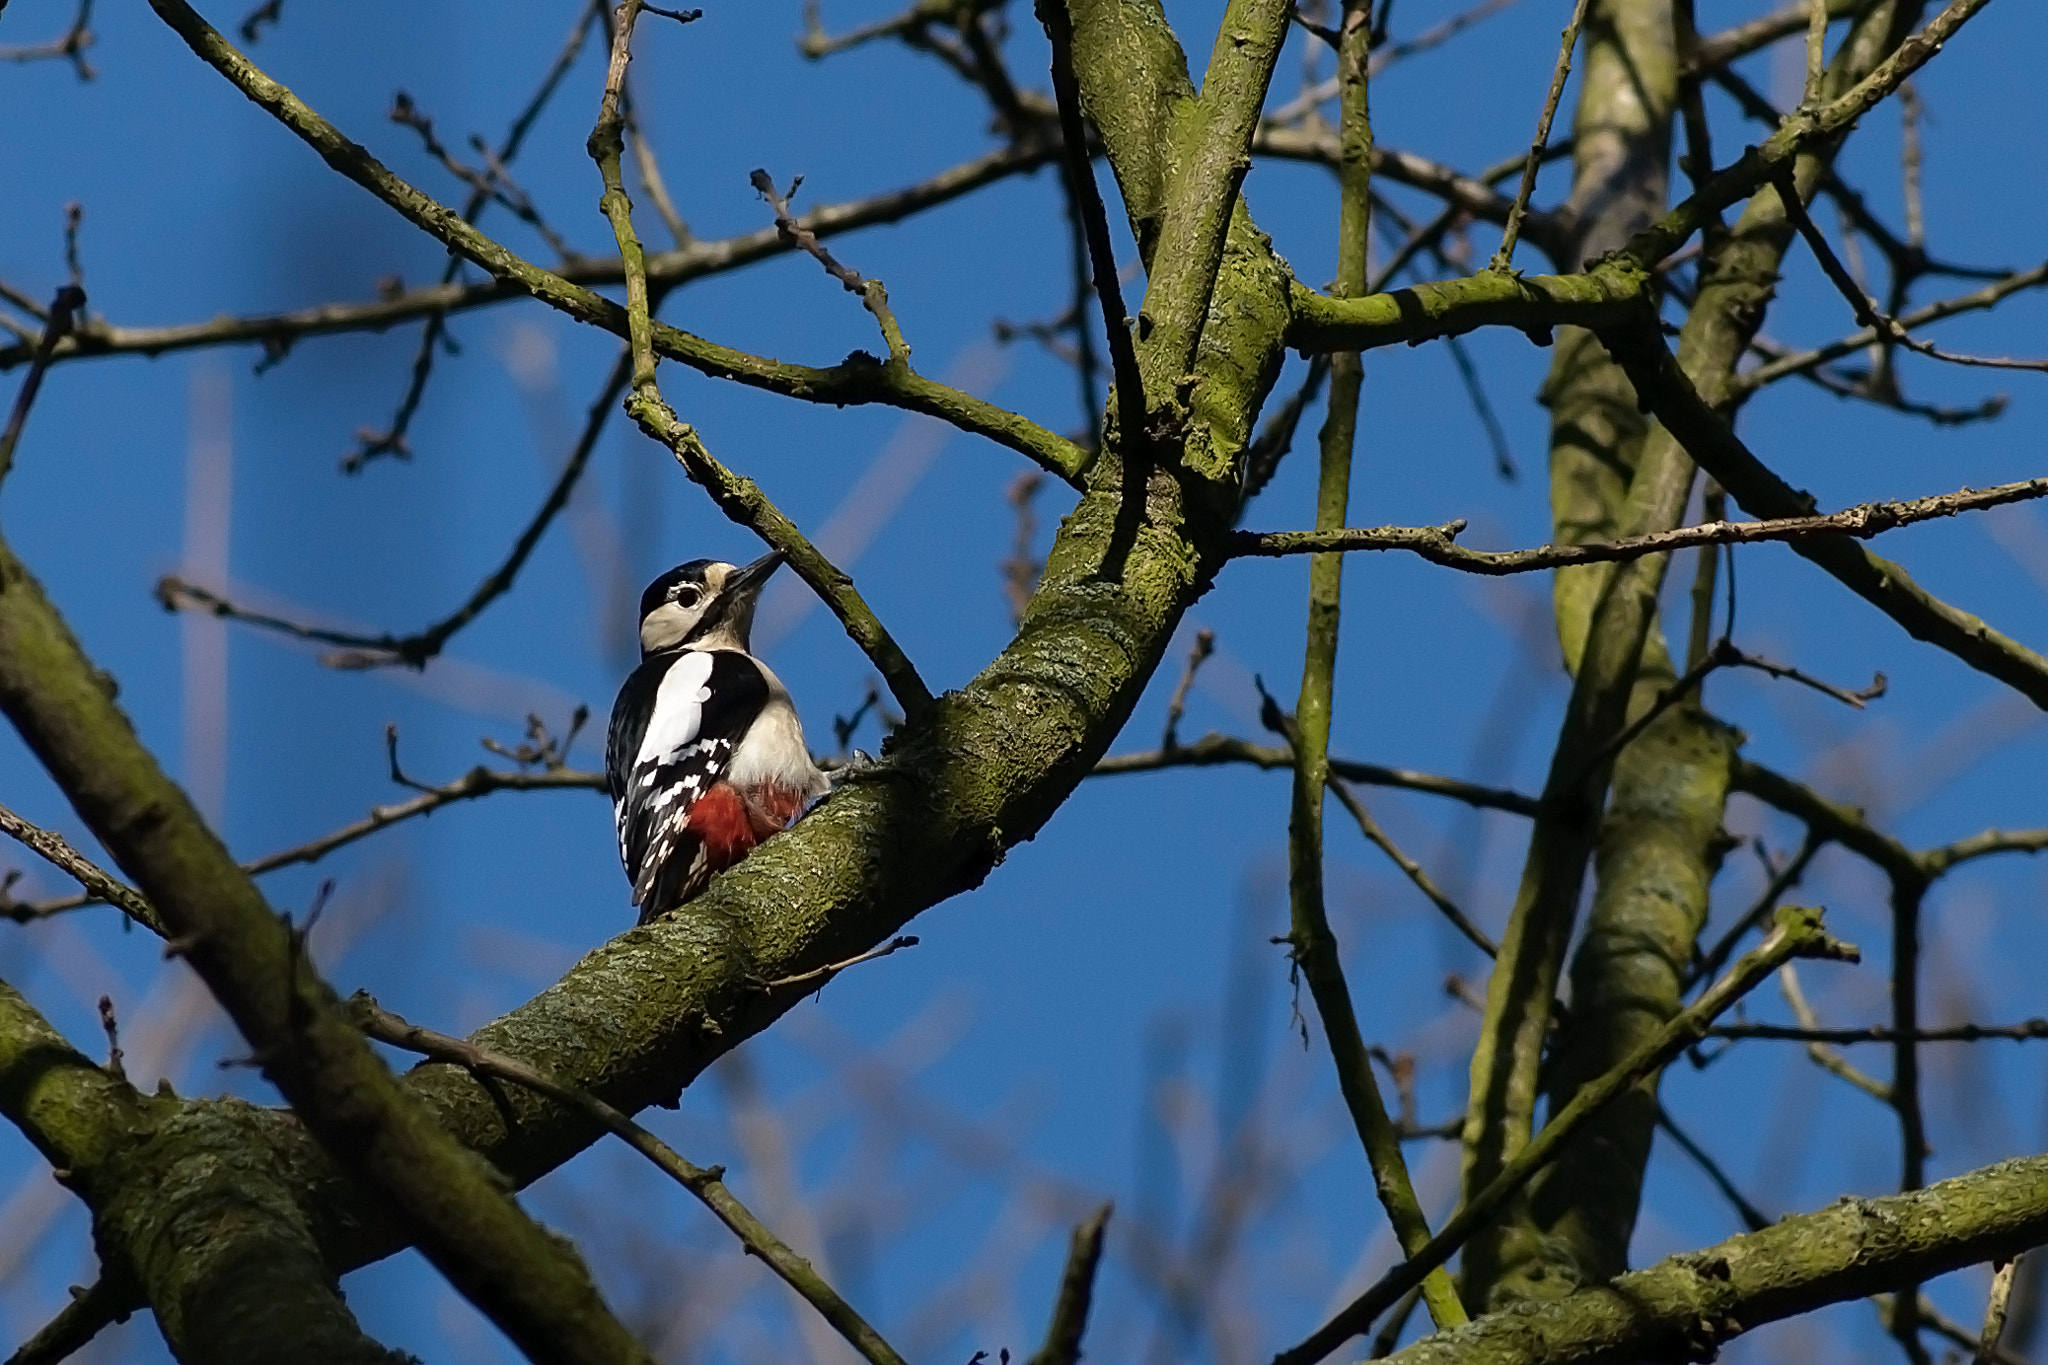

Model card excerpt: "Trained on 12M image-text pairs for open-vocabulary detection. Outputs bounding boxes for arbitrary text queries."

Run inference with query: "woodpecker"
[606,551,828,922]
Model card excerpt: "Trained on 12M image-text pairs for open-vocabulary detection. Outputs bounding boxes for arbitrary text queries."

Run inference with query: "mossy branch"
[1282,0,1464,1333]
[1281,907,1858,1365]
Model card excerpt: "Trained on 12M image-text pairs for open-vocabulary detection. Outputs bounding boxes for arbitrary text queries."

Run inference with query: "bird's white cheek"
[639,604,695,653]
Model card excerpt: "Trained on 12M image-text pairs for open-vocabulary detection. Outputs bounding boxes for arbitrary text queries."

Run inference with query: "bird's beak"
[726,549,786,604]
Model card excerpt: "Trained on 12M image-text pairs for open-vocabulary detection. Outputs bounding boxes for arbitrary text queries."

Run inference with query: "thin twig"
[760,936,919,993]
[1691,831,1820,987]
[0,799,163,935]
[165,348,633,667]
[1655,1106,1771,1233]
[1740,261,2048,391]
[349,4,603,469]
[1327,778,1497,957]
[134,3,1087,480]
[1568,638,1877,791]
[1093,733,1541,815]
[353,996,912,1365]
[1779,959,1892,1103]
[1900,84,1925,251]
[750,169,909,365]
[1160,629,1216,751]
[0,0,96,78]
[11,739,606,923]
[0,285,86,484]
[1778,173,2048,375]
[1490,0,1594,273]
[1231,473,2048,571]
[1240,355,1330,509]
[1712,1019,2048,1045]
[1444,334,1515,479]
[389,92,580,264]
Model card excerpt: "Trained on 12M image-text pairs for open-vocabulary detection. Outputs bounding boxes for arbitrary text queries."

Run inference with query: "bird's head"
[637,550,784,656]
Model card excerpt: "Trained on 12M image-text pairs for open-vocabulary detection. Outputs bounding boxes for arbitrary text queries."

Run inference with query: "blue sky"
[3,1,2047,1362]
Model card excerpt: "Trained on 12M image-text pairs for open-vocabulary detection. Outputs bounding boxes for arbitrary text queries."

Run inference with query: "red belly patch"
[685,781,810,876]
[685,784,763,872]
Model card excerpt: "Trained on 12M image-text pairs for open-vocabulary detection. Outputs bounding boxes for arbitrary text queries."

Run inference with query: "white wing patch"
[637,650,716,767]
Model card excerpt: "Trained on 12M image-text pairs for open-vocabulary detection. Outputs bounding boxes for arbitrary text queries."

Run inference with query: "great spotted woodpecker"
[606,551,828,922]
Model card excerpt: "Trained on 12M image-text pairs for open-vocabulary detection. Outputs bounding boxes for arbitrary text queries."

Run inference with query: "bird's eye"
[674,587,701,608]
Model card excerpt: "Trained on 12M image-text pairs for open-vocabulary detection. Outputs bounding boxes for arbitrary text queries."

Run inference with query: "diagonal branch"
[588,2,931,720]
[750,168,910,365]
[1596,320,2048,709]
[1277,907,1859,1365]
[1490,0,1594,272]
[355,995,910,1365]
[1038,0,1143,453]
[0,286,85,485]
[1776,177,2048,375]
[138,0,1088,483]
[1741,261,2048,391]
[0,800,161,934]
[161,347,633,668]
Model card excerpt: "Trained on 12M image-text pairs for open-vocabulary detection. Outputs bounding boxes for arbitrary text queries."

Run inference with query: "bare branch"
[0,0,96,78]
[759,935,919,993]
[1039,0,1144,452]
[1327,777,1498,958]
[163,348,631,668]
[1233,475,2048,572]
[750,168,911,365]
[0,285,86,485]
[76,12,1093,479]
[0,798,163,935]
[1777,174,2048,375]
[1092,732,1542,815]
[1490,0,1593,272]
[355,994,912,1365]
[1712,1019,2048,1046]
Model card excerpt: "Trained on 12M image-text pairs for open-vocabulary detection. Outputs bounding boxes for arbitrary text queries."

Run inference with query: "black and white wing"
[605,649,770,914]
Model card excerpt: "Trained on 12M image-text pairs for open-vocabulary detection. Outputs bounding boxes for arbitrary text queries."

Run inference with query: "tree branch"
[0,326,660,1365]
[0,799,162,934]
[1027,1204,1113,1365]
[1368,1153,2048,1365]
[1280,906,1859,1365]
[1233,475,2048,570]
[355,994,910,1365]
[0,143,1058,378]
[1091,732,1542,816]
[135,1,1089,482]
[1600,319,2048,710]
